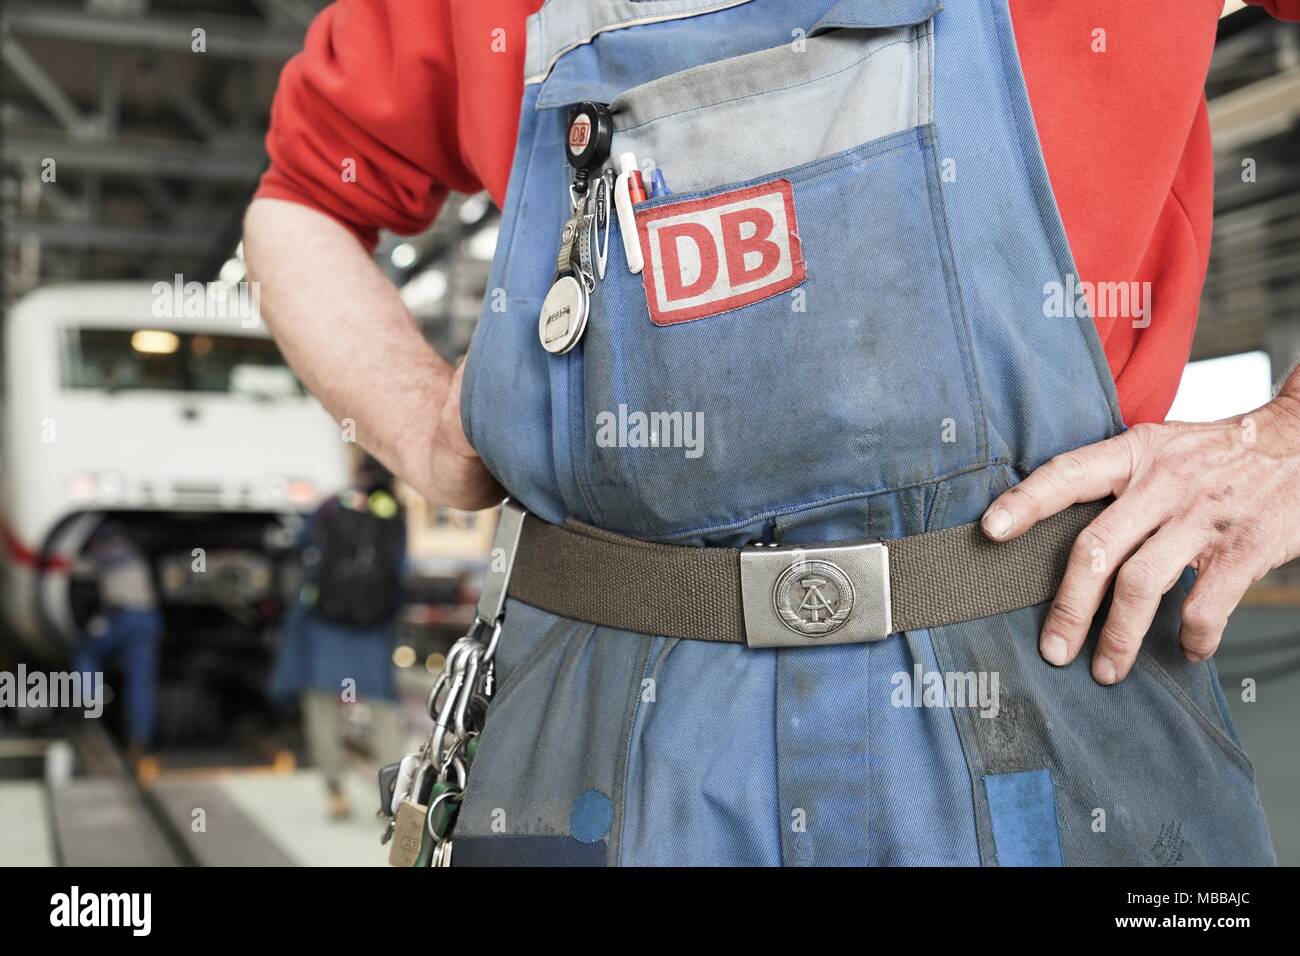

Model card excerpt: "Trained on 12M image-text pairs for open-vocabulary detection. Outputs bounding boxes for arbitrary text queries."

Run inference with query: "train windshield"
[61,328,305,397]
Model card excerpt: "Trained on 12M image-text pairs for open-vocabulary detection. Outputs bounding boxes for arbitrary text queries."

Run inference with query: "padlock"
[387,799,427,867]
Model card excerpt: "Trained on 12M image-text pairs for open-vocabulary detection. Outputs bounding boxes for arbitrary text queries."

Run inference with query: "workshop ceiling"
[1,0,325,297]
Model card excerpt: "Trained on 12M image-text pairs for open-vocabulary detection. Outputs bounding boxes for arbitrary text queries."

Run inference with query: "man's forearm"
[242,198,451,498]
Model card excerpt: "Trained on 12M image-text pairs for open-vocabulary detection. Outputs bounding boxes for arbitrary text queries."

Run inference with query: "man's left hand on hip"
[981,367,1300,685]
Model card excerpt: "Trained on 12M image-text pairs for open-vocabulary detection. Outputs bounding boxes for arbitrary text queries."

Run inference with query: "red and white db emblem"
[636,178,806,326]
[567,115,592,156]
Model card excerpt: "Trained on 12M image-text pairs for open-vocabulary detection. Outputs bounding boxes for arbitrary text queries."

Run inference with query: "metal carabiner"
[480,618,505,699]
[453,647,483,738]
[429,657,469,768]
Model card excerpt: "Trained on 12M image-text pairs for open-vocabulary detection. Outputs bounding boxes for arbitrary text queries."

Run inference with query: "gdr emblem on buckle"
[773,559,855,637]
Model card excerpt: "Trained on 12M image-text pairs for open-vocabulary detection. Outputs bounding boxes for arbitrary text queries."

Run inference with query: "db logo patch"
[636,179,806,326]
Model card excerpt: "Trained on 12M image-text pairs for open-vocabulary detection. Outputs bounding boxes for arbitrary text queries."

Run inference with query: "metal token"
[538,274,589,354]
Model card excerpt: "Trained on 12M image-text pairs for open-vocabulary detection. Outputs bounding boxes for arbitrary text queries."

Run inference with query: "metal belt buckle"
[476,499,527,623]
[739,540,892,648]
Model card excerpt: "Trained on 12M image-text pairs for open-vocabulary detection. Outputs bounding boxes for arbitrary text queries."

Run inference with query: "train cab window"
[62,328,304,397]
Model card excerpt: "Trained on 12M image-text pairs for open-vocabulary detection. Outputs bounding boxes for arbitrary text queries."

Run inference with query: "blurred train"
[0,283,350,739]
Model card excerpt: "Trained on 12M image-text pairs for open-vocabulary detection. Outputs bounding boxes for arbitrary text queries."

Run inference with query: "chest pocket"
[536,0,988,541]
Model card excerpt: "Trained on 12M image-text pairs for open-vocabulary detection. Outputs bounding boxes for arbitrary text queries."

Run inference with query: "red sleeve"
[1245,0,1300,18]
[254,0,481,250]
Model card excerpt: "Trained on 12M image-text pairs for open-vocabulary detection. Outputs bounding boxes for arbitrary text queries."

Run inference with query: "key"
[377,760,402,819]
[388,799,427,867]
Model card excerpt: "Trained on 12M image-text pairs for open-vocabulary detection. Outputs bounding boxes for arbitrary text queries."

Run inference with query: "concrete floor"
[217,770,390,867]
[0,781,54,866]
[0,769,390,867]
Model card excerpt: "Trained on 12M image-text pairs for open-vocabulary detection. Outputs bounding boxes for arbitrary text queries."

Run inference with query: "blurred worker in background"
[272,454,407,819]
[72,523,162,763]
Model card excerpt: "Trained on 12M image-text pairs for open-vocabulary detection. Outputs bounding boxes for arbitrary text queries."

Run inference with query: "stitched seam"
[923,123,991,465]
[632,126,926,213]
[1136,650,1256,778]
[612,633,660,865]
[615,635,679,864]
[640,456,1012,541]
[989,0,1123,436]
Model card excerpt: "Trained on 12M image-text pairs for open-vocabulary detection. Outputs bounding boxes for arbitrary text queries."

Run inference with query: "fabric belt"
[483,499,1105,649]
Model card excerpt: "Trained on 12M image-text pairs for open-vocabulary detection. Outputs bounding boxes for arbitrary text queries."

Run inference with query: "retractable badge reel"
[539,102,613,355]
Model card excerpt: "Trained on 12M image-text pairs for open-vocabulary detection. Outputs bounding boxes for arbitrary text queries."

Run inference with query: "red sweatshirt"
[255,0,1299,425]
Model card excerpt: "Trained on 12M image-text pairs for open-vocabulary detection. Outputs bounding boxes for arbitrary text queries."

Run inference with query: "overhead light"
[130,329,179,354]
[467,224,499,261]
[399,268,448,312]
[254,475,289,505]
[390,243,418,269]
[67,474,97,503]
[95,471,125,503]
[219,257,246,284]
[458,192,491,224]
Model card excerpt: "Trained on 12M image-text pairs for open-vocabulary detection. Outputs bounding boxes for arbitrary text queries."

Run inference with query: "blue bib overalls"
[455,0,1275,866]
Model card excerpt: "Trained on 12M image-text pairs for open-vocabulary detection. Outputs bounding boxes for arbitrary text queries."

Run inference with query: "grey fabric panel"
[608,22,932,194]
[525,0,756,84]
[506,501,1106,643]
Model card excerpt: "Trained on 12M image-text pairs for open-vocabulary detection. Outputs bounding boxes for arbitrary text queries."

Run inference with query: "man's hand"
[980,370,1300,685]
[427,360,505,511]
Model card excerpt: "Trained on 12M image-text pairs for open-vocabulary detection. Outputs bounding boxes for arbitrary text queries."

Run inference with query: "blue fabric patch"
[569,789,615,845]
[984,768,1064,867]
[453,836,607,867]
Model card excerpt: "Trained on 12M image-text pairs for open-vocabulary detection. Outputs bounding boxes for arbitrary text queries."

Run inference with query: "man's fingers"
[1179,556,1257,663]
[1039,494,1164,667]
[1092,520,1205,684]
[982,432,1138,541]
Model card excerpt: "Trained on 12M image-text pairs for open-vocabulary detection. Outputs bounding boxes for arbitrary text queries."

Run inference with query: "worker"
[271,455,407,820]
[72,522,162,762]
[244,1,1300,864]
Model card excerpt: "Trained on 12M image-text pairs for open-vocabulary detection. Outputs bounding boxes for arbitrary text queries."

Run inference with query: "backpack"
[311,489,405,629]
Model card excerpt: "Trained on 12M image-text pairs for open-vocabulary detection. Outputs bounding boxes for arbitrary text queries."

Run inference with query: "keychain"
[539,103,612,355]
